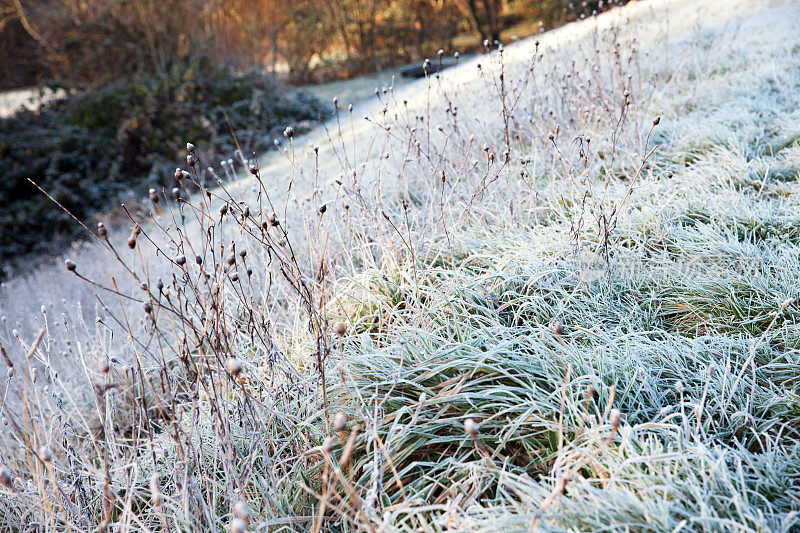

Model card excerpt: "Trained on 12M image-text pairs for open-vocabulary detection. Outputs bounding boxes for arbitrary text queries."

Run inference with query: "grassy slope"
[323,2,800,527]
[1,0,800,530]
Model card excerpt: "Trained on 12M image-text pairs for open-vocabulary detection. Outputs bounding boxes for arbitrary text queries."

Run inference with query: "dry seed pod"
[97,222,107,237]
[334,412,347,432]
[283,126,294,138]
[226,358,243,376]
[186,142,195,153]
[609,409,621,429]
[333,321,347,336]
[149,188,159,203]
[229,518,246,533]
[233,501,251,524]
[65,259,77,272]
[149,473,162,506]
[322,437,334,453]
[38,445,52,463]
[464,418,479,438]
[175,255,187,266]
[0,468,12,489]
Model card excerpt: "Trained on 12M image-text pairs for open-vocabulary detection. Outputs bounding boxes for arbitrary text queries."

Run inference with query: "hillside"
[1,0,800,530]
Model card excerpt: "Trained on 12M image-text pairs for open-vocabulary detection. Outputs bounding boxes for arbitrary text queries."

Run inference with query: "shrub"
[0,66,327,270]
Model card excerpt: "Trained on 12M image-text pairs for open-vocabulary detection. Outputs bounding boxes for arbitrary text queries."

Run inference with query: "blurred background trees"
[1,0,620,88]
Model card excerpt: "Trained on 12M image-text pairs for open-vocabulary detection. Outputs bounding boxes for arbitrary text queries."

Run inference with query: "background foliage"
[0,66,325,265]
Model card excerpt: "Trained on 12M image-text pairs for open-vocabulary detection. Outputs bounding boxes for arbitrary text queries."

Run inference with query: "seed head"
[65,259,77,272]
[249,165,257,175]
[318,204,327,215]
[38,445,52,463]
[334,412,347,432]
[187,154,196,168]
[175,255,187,266]
[174,168,182,180]
[97,222,107,237]
[609,409,621,429]
[173,187,181,200]
[150,473,162,506]
[268,214,279,227]
[464,418,479,438]
[333,321,347,336]
[149,189,159,203]
[229,518,246,533]
[653,116,661,126]
[143,302,153,315]
[226,253,236,266]
[220,204,228,217]
[233,500,251,524]
[0,468,14,490]
[283,126,295,139]
[0,468,13,489]
[186,142,196,153]
[226,358,243,376]
[322,437,335,453]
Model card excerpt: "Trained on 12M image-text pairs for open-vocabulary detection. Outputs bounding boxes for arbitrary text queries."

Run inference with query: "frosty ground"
[1,0,799,530]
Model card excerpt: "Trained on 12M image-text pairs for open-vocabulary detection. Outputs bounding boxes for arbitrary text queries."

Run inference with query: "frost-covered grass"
[1,0,800,531]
